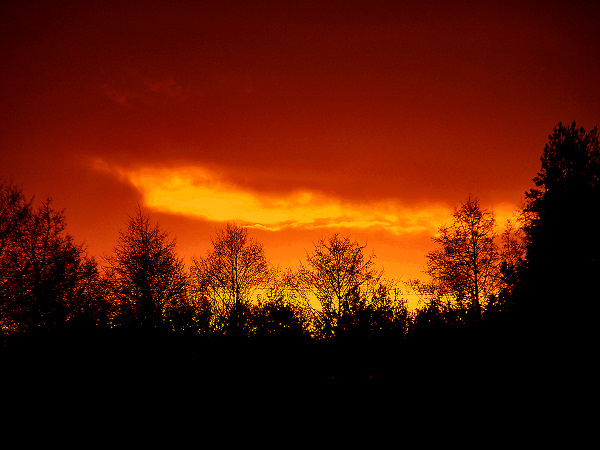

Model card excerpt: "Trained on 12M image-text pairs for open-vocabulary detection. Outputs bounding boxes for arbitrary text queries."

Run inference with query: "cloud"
[99,84,136,107]
[142,77,190,101]
[100,72,191,107]
[91,158,453,235]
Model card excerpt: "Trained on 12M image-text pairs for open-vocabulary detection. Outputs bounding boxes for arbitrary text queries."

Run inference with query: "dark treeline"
[1,121,598,397]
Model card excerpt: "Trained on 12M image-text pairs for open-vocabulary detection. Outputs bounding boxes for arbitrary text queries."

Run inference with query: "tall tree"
[0,182,99,335]
[519,121,600,330]
[190,223,269,335]
[426,196,501,319]
[0,181,31,333]
[300,233,381,337]
[104,208,187,329]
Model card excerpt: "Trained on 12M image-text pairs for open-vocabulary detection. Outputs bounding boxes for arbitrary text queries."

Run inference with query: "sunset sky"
[2,0,599,288]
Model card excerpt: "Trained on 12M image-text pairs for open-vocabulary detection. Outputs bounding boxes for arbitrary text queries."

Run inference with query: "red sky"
[2,0,599,289]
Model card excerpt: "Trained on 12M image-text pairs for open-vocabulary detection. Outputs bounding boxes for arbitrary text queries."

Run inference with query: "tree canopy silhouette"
[190,223,269,335]
[104,208,187,330]
[518,121,600,339]
[300,233,382,338]
[0,181,99,336]
[425,196,501,320]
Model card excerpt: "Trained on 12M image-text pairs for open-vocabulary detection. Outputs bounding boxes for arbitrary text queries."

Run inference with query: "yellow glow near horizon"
[92,159,480,235]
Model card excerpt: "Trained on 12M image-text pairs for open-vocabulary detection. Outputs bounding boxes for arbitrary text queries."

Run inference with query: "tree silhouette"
[104,208,187,330]
[484,220,526,320]
[252,268,309,338]
[425,196,501,320]
[1,181,31,334]
[342,281,409,341]
[190,223,269,336]
[300,233,381,338]
[518,121,600,338]
[0,182,99,336]
[167,284,213,336]
[409,278,467,332]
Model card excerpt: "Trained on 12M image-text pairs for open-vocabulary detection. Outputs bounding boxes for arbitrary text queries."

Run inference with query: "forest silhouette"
[1,122,598,404]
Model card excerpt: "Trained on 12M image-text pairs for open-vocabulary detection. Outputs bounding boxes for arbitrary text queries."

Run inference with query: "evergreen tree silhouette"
[518,121,599,344]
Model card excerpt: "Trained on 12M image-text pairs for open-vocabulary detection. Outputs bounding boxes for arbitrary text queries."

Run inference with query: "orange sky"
[2,0,599,288]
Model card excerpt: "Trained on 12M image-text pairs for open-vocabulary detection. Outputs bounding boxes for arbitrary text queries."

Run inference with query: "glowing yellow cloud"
[91,159,454,235]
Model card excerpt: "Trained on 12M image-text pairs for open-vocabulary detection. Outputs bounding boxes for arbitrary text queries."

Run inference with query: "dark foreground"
[3,324,587,444]
[1,323,537,396]
[0,324,581,438]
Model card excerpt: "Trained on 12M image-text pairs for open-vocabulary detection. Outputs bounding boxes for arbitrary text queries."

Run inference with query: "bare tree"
[0,181,31,332]
[426,196,501,319]
[1,181,99,334]
[104,208,187,329]
[300,233,381,337]
[0,180,31,257]
[190,223,269,335]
